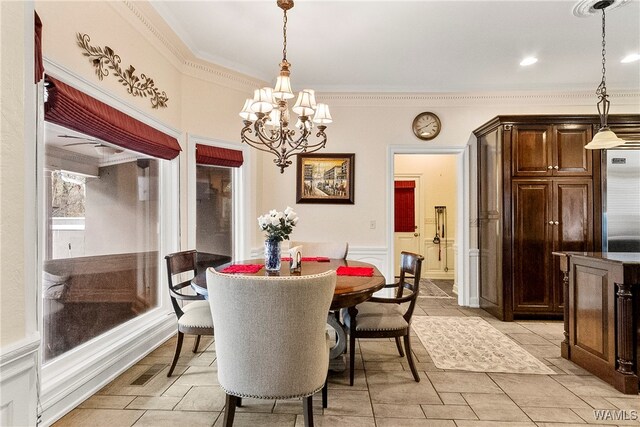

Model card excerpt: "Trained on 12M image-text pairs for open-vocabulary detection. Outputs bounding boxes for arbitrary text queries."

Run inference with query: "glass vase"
[264,239,282,272]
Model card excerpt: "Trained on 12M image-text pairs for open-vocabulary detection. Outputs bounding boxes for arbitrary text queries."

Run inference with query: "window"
[195,165,233,258]
[42,124,160,362]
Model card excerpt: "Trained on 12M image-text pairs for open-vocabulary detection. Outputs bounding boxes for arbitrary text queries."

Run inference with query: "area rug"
[412,316,556,375]
[414,278,453,298]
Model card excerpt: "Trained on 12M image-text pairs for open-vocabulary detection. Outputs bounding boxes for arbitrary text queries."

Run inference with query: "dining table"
[191,258,386,369]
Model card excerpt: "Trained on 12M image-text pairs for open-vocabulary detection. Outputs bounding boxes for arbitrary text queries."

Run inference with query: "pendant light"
[584,0,625,150]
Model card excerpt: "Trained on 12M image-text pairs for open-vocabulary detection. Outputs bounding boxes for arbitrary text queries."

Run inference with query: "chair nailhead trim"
[220,384,324,400]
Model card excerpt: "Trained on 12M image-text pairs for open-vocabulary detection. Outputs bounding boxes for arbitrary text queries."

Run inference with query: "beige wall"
[36,1,183,129]
[0,2,29,346]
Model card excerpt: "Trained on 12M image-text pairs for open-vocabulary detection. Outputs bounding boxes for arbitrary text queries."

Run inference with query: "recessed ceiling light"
[621,53,640,63]
[520,57,538,66]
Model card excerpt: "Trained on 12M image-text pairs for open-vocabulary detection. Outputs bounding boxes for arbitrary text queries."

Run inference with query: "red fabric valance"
[196,144,243,167]
[395,180,416,189]
[44,75,181,160]
[35,12,44,84]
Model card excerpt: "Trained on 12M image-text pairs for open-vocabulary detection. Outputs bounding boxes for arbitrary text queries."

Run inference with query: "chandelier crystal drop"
[239,0,332,173]
[584,0,624,150]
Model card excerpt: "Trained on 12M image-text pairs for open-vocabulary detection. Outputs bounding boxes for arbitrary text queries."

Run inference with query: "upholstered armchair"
[207,269,337,427]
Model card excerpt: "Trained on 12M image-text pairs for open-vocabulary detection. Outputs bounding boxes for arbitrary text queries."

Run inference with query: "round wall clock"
[412,112,441,140]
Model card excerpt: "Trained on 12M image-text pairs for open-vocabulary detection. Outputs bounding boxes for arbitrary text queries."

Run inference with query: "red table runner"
[221,264,263,274]
[336,266,374,277]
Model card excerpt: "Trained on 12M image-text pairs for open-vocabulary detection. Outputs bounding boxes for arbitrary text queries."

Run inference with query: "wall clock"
[412,112,441,140]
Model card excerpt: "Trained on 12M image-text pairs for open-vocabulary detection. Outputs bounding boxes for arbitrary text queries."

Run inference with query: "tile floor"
[55,282,639,426]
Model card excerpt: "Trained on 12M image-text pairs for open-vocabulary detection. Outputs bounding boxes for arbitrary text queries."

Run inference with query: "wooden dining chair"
[207,269,337,427]
[343,251,424,385]
[288,241,349,259]
[164,250,214,377]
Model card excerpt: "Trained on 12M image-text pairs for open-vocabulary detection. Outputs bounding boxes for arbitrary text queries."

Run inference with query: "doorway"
[388,146,468,304]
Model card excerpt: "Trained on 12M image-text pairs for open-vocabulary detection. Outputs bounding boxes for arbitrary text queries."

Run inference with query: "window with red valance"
[44,75,181,160]
[195,144,243,167]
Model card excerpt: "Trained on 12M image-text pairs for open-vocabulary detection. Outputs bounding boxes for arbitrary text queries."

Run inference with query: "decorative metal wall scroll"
[77,33,169,109]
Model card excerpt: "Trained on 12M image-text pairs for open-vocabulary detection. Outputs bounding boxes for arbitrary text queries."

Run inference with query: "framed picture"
[296,153,355,204]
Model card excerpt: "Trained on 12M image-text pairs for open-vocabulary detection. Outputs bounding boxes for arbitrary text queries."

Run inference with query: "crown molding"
[318,91,640,107]
[115,2,639,103]
[118,1,265,92]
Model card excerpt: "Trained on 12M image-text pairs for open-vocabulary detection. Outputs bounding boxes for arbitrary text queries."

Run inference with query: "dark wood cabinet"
[512,124,593,177]
[475,115,611,320]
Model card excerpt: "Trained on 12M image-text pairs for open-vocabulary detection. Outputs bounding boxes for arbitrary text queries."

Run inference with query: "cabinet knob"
[547,165,553,169]
[554,221,559,225]
[554,165,559,170]
[548,221,554,225]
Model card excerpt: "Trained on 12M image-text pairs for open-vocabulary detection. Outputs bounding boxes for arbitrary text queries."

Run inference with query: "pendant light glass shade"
[584,127,625,149]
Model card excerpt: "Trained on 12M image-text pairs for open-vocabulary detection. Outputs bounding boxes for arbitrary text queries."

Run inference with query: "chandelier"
[239,0,332,173]
[584,0,624,149]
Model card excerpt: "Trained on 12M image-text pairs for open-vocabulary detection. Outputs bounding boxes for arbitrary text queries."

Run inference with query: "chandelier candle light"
[240,0,332,173]
[584,0,625,150]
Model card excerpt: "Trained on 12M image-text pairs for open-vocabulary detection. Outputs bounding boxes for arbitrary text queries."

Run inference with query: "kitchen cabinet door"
[512,125,552,177]
[552,179,594,310]
[553,125,593,176]
[512,180,554,312]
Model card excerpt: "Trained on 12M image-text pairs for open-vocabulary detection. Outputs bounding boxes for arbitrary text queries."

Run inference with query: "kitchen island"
[554,252,639,394]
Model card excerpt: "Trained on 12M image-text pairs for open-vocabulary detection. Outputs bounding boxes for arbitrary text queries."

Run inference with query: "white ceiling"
[151,0,640,93]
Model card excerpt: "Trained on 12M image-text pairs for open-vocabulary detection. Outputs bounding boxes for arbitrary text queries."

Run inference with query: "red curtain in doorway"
[394,181,415,232]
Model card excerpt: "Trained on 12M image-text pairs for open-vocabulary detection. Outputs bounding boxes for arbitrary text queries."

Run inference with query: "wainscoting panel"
[40,314,175,426]
[0,335,39,427]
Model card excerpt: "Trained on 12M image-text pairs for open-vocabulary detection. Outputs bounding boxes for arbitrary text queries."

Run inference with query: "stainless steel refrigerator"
[603,149,640,252]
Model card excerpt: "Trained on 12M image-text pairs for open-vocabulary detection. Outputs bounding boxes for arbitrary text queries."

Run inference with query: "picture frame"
[296,153,355,204]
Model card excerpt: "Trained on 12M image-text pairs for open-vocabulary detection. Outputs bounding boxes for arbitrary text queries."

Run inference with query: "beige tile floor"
[55,283,639,427]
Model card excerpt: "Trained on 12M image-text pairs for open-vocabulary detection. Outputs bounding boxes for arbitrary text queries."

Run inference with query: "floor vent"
[130,364,165,386]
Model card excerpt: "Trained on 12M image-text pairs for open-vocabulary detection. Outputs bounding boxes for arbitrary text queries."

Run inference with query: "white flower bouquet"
[258,207,299,242]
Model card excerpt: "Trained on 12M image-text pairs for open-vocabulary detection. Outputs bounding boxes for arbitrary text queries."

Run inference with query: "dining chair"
[207,269,337,427]
[165,250,214,377]
[343,251,424,385]
[288,241,349,259]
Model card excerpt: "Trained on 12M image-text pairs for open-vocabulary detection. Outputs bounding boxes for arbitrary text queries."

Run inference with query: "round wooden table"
[191,258,385,365]
[190,258,385,311]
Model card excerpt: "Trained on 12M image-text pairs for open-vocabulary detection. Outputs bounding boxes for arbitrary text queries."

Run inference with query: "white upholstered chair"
[288,241,349,259]
[207,269,337,427]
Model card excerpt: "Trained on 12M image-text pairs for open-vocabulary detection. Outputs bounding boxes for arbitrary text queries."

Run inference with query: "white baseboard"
[40,315,175,426]
[0,334,40,427]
